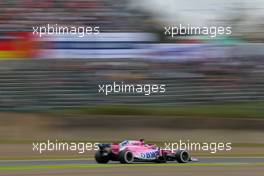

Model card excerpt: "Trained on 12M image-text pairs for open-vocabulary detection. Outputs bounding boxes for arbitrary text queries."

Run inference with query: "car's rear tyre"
[95,151,110,163]
[119,150,134,164]
[175,150,190,163]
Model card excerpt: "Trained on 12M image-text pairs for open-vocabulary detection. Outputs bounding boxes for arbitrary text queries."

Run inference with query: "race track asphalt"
[1,157,264,176]
[0,157,264,166]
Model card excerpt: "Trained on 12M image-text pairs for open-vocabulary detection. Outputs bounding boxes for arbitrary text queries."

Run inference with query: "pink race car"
[95,139,197,164]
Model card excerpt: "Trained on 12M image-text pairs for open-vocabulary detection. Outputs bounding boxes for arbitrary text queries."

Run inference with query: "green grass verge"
[52,102,264,118]
[1,163,264,171]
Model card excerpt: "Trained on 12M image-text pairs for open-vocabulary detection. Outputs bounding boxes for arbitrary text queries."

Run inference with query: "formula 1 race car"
[95,139,198,164]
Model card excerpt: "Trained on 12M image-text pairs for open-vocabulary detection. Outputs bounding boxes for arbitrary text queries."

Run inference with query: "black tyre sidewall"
[95,151,110,163]
[175,150,190,163]
[119,150,134,164]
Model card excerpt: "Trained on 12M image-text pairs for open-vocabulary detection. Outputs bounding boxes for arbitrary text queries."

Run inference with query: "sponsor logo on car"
[119,140,129,149]
[140,150,159,159]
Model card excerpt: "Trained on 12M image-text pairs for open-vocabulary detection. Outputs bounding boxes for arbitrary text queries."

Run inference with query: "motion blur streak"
[0,1,263,110]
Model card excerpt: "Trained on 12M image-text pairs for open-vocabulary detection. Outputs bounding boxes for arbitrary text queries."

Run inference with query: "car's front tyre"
[175,150,190,163]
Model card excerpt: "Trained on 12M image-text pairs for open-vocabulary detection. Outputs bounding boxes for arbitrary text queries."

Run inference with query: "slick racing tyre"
[119,150,134,164]
[175,150,190,163]
[95,151,110,163]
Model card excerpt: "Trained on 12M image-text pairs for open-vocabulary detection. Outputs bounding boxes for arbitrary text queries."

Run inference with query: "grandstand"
[0,58,263,111]
[0,0,264,111]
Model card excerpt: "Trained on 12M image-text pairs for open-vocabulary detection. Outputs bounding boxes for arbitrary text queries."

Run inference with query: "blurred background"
[0,0,263,159]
